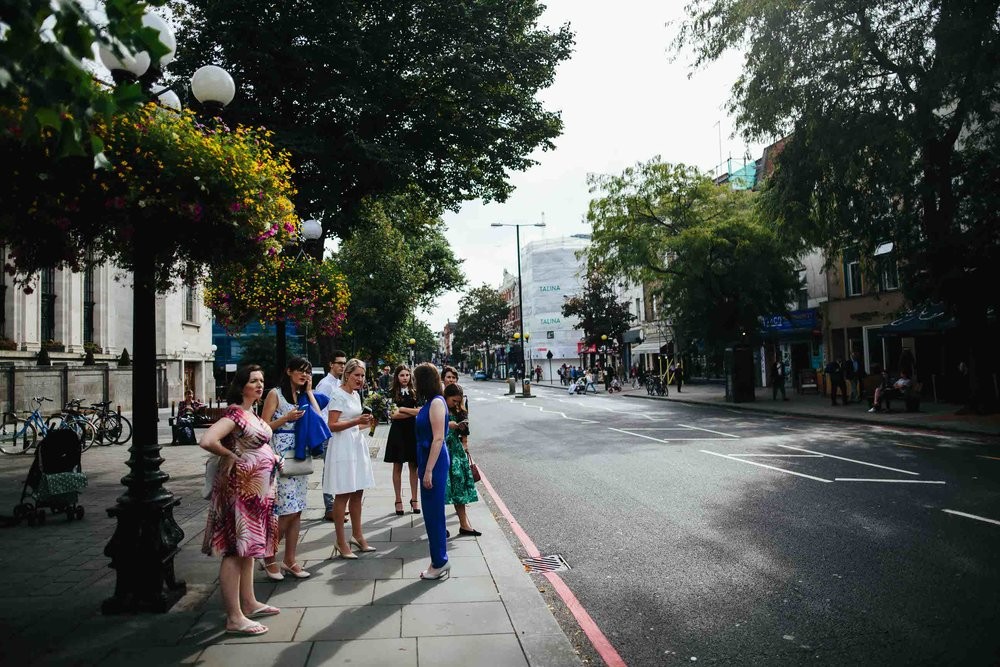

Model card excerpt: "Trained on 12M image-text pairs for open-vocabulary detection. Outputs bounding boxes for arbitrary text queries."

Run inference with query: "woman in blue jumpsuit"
[413,363,451,579]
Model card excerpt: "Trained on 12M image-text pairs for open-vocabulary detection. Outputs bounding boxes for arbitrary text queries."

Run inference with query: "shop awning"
[878,303,957,336]
[630,340,668,355]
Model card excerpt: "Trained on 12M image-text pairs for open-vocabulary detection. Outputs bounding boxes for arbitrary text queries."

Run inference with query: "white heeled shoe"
[420,562,452,580]
[279,562,311,579]
[349,537,377,553]
[331,544,358,560]
[260,561,284,581]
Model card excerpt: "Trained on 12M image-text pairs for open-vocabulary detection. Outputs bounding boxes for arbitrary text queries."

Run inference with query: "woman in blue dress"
[412,362,451,580]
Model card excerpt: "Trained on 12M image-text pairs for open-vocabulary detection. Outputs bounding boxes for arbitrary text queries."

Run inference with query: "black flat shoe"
[410,500,421,515]
[458,528,482,537]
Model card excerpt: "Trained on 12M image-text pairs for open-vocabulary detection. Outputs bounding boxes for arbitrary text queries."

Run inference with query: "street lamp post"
[99,13,238,614]
[408,338,416,368]
[491,221,545,380]
[525,332,532,377]
[275,219,323,377]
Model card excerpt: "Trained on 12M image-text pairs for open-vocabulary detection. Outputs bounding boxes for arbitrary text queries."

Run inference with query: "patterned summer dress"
[444,405,478,506]
[269,388,309,516]
[202,405,280,558]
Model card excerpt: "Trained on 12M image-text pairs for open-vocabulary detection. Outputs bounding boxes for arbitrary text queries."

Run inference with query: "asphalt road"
[461,380,1000,666]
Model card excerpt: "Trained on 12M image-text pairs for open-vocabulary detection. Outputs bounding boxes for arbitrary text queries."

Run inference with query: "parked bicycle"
[0,396,54,455]
[47,399,97,452]
[644,375,668,397]
[85,400,132,446]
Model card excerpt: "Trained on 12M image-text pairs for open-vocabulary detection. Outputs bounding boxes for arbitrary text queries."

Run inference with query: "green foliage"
[333,196,463,359]
[675,0,1000,319]
[452,285,510,354]
[560,267,634,345]
[585,159,800,352]
[0,103,298,291]
[385,316,438,366]
[0,0,169,160]
[170,0,574,239]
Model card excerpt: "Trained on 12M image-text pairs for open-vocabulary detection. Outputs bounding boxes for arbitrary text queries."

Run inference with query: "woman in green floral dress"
[442,382,480,536]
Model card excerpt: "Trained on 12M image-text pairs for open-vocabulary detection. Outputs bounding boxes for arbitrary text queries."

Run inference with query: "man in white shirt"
[314,351,347,520]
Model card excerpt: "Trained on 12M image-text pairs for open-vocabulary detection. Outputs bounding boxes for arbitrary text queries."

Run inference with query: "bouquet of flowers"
[362,392,393,437]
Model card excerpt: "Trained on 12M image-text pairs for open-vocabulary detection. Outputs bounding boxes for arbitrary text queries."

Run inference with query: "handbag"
[280,455,313,477]
[202,455,220,500]
[469,457,481,483]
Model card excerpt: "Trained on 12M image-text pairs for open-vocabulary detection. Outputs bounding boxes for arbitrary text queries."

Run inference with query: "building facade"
[0,250,215,410]
[518,235,590,381]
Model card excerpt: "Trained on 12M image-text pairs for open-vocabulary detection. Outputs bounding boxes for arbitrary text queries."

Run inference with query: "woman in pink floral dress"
[200,364,282,636]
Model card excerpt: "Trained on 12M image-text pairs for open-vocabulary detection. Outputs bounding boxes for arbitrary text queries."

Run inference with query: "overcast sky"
[420,0,766,330]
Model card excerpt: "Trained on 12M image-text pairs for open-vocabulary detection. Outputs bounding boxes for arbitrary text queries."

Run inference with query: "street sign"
[546,331,555,339]
[225,363,237,372]
[546,351,554,359]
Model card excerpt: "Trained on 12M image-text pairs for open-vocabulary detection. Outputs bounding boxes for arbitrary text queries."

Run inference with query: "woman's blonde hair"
[344,358,366,379]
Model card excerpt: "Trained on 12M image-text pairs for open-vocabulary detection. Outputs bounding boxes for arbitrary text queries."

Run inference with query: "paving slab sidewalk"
[530,379,1000,438]
[0,423,581,667]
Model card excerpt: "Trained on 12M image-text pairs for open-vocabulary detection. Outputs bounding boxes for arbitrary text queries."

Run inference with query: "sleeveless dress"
[444,405,478,506]
[383,391,417,464]
[269,388,309,516]
[416,395,450,568]
[323,386,376,495]
[202,405,280,558]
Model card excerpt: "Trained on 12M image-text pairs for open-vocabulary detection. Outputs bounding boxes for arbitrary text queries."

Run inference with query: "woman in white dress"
[325,358,376,559]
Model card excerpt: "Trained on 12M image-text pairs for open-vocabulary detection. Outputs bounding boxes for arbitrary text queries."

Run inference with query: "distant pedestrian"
[772,358,788,400]
[825,358,847,406]
[670,359,683,393]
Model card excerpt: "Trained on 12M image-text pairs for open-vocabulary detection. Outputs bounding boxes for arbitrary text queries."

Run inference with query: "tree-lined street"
[465,381,1000,665]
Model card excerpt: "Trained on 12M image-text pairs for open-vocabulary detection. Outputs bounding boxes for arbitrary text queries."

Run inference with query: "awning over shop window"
[878,303,956,336]
[631,340,669,355]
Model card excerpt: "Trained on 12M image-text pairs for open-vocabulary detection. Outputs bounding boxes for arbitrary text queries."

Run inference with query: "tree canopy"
[675,0,1000,325]
[585,159,801,353]
[1,0,170,160]
[333,195,464,359]
[560,266,634,345]
[452,284,510,356]
[170,0,574,239]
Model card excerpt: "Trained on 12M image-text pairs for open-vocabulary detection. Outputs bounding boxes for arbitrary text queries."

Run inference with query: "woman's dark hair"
[442,365,459,380]
[413,362,442,403]
[227,364,264,405]
[279,356,312,404]
[443,383,464,399]
[390,364,412,403]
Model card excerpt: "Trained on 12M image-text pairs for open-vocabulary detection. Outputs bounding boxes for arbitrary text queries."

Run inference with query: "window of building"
[83,259,95,344]
[635,297,641,318]
[183,284,196,322]
[40,268,56,342]
[845,260,862,297]
[880,258,899,291]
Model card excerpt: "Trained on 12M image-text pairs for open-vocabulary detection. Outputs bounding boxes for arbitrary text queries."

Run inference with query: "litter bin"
[521,379,532,397]
[507,376,516,395]
[725,343,755,403]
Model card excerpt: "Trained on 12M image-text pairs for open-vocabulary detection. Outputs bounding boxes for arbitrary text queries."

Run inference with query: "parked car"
[473,370,488,381]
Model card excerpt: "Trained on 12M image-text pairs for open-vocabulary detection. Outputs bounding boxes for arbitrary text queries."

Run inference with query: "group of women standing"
[199,359,480,635]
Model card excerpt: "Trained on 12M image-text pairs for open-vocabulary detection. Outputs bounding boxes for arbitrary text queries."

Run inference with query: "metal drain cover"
[521,554,570,573]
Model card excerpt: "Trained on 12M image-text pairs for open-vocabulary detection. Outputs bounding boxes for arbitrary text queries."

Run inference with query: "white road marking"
[776,445,919,475]
[834,478,946,484]
[619,427,712,431]
[943,509,1000,526]
[894,443,933,450]
[518,402,598,424]
[677,424,739,438]
[700,450,833,483]
[976,455,1000,462]
[608,428,670,444]
[729,454,823,458]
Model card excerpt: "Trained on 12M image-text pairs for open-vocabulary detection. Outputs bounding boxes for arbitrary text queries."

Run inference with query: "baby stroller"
[12,429,87,526]
[568,378,587,395]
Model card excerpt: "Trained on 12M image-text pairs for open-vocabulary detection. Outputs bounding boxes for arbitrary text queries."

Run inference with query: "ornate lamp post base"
[102,496,187,614]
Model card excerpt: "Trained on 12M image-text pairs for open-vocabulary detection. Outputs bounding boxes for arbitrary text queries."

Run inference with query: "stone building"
[0,250,215,411]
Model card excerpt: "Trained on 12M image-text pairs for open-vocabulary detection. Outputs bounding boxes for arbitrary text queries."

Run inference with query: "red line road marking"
[479,469,628,667]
